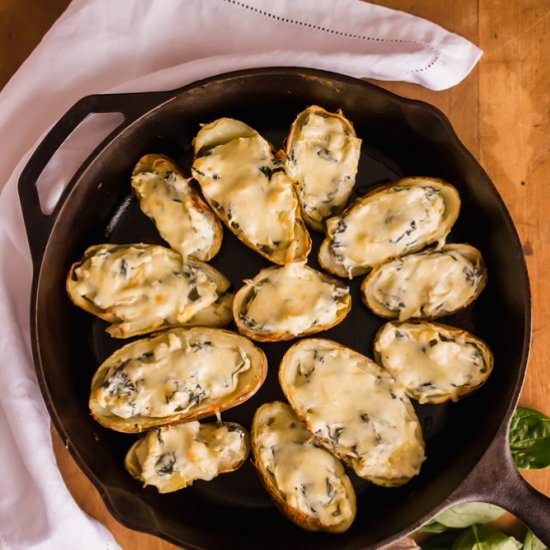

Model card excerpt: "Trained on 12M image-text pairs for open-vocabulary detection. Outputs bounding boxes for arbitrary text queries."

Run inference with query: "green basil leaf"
[433,502,505,528]
[523,529,547,550]
[420,521,452,534]
[451,525,522,550]
[421,529,466,549]
[510,407,550,469]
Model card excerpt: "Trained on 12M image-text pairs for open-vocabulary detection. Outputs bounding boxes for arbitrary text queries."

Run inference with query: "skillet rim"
[26,66,531,549]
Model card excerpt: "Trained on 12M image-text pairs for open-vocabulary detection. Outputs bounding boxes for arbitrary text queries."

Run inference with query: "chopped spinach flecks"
[463,266,479,286]
[259,165,284,179]
[119,259,128,277]
[325,478,336,502]
[103,361,135,398]
[327,425,344,446]
[321,189,338,205]
[316,147,336,162]
[155,452,176,476]
[298,362,315,380]
[164,171,176,185]
[334,219,347,235]
[391,220,417,244]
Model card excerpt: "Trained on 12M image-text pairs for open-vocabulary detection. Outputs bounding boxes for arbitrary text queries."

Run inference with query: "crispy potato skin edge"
[232,266,352,342]
[360,243,487,319]
[131,153,223,262]
[89,328,268,433]
[319,177,461,279]
[372,321,494,404]
[124,422,250,493]
[192,120,312,265]
[250,402,356,533]
[284,105,359,233]
[278,338,425,487]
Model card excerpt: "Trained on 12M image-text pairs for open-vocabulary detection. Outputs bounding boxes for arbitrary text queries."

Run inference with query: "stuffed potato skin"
[233,263,351,342]
[361,244,487,321]
[192,118,311,265]
[131,154,223,261]
[251,401,356,533]
[125,421,249,493]
[319,177,460,278]
[66,243,231,338]
[285,105,361,231]
[279,339,425,487]
[374,321,494,404]
[89,328,267,433]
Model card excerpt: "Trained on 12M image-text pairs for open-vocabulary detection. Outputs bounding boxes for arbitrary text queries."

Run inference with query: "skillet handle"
[17,90,172,264]
[449,419,550,545]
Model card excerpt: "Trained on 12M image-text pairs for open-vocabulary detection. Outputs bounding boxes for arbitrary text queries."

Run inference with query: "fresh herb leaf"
[419,521,451,534]
[451,524,521,549]
[510,407,550,469]
[522,529,546,550]
[432,502,504,529]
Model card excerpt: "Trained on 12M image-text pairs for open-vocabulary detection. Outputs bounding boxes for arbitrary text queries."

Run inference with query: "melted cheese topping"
[281,341,424,483]
[365,248,485,320]
[193,119,303,262]
[254,402,355,529]
[237,264,349,337]
[375,322,492,404]
[325,185,447,277]
[286,108,361,227]
[131,422,247,493]
[70,244,222,337]
[94,331,251,419]
[132,162,218,260]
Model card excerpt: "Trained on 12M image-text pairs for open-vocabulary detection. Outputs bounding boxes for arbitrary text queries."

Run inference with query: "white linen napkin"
[0,1,481,548]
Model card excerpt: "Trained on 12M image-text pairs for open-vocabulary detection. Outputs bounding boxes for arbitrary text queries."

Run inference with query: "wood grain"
[3,0,549,547]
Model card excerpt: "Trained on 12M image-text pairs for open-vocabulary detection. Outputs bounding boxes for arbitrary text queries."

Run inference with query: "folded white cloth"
[0,1,481,548]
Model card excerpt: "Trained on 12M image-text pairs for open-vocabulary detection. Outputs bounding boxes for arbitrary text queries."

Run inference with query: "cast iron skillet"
[18,68,550,548]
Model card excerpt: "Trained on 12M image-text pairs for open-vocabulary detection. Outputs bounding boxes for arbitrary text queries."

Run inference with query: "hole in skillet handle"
[17,91,172,267]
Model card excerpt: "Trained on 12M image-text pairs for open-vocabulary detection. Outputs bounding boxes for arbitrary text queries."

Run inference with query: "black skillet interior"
[31,69,529,550]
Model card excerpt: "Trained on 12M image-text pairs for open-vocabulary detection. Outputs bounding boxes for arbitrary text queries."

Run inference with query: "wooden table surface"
[2,0,549,548]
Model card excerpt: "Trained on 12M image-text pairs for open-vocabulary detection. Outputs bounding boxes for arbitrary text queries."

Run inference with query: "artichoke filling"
[375,322,492,403]
[237,264,349,336]
[70,244,220,335]
[132,162,217,260]
[366,248,485,320]
[325,185,446,277]
[255,402,354,527]
[286,109,361,227]
[131,422,247,492]
[282,342,424,482]
[96,332,251,419]
[193,122,300,259]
